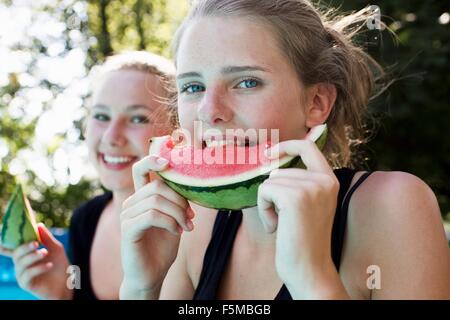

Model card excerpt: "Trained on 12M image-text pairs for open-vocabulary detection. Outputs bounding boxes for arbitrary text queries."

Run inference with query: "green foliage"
[330,0,450,220]
[86,0,187,61]
[1,0,448,228]
[0,0,187,227]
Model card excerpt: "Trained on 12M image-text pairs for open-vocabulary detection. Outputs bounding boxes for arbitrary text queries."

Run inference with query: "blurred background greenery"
[0,0,449,230]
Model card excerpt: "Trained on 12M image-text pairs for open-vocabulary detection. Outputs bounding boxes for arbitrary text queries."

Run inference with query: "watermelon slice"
[1,184,40,250]
[149,124,327,210]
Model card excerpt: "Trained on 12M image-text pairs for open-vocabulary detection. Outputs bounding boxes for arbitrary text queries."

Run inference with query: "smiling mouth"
[100,153,138,167]
[201,137,255,149]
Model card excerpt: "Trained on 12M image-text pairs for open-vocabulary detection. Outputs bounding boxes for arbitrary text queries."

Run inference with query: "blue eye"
[236,78,259,89]
[181,83,205,94]
[93,113,110,121]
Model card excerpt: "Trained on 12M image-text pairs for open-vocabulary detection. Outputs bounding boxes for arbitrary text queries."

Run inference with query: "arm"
[159,232,195,299]
[159,205,217,299]
[352,171,450,299]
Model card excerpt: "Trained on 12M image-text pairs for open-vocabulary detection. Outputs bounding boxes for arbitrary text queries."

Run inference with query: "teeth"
[203,138,255,148]
[205,140,231,148]
[103,155,134,164]
[205,139,240,148]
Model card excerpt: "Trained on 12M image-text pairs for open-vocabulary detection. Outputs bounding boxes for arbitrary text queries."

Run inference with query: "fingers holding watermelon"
[14,246,49,279]
[120,155,193,299]
[257,134,340,297]
[12,241,39,262]
[265,138,332,174]
[11,223,72,300]
[0,241,13,257]
[132,155,169,191]
[121,191,192,238]
[123,178,188,213]
[20,262,55,292]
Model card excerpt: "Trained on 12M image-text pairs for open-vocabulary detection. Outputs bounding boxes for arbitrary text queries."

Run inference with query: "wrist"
[59,287,74,300]
[283,260,350,300]
[119,280,161,300]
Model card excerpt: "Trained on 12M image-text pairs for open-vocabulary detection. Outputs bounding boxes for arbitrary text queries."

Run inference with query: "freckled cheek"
[129,128,157,157]
[85,122,104,158]
[177,104,196,131]
[247,95,302,139]
[243,96,286,128]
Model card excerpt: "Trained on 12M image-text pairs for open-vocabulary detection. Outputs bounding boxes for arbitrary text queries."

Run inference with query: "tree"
[0,0,187,227]
[330,0,450,220]
[1,0,448,228]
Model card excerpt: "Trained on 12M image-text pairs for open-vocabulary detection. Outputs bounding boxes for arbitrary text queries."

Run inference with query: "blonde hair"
[86,51,178,129]
[172,0,385,168]
[92,50,175,81]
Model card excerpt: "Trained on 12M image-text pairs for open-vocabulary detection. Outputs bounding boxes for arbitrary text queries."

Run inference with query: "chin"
[99,176,134,193]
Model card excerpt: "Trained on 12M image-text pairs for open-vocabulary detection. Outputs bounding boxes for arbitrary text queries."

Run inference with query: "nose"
[197,86,233,126]
[102,118,127,147]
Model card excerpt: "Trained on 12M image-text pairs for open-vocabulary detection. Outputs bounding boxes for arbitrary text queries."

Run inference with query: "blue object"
[0,228,69,300]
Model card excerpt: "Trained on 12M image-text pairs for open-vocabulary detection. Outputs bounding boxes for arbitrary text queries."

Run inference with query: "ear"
[304,83,337,128]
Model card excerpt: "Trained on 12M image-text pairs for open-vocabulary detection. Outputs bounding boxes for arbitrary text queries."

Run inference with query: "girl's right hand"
[119,155,193,299]
[9,223,72,300]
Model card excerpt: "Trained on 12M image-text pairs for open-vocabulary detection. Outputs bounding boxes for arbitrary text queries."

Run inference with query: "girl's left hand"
[258,139,340,292]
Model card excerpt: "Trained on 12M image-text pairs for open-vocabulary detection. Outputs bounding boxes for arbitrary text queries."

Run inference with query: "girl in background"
[1,51,176,300]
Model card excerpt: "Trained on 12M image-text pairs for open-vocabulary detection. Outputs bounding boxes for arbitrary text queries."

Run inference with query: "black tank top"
[68,191,113,300]
[193,168,372,300]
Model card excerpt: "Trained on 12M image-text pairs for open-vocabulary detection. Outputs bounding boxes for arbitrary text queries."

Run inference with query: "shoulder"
[350,171,441,226]
[345,171,450,299]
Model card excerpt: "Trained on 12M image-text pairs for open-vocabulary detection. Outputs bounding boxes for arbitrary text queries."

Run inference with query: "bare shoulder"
[351,171,444,231]
[343,171,450,299]
[179,203,218,288]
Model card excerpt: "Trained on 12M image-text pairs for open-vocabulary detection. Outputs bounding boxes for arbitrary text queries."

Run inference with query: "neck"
[240,206,277,246]
[105,188,134,220]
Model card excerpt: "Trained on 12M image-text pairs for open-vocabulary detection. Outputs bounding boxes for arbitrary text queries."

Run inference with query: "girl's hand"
[8,223,72,300]
[258,140,346,298]
[119,155,193,299]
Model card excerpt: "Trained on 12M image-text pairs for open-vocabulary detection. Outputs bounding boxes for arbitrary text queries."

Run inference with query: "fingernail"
[29,242,37,250]
[157,157,168,165]
[264,148,271,157]
[186,220,194,231]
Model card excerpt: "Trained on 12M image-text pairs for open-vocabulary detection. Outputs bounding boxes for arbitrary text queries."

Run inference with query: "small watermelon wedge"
[149,124,327,210]
[1,184,40,250]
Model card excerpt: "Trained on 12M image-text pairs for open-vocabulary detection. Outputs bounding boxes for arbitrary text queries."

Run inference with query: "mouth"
[99,153,138,170]
[201,136,256,149]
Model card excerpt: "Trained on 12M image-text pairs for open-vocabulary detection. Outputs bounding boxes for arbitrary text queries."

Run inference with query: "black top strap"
[192,168,373,300]
[332,171,372,270]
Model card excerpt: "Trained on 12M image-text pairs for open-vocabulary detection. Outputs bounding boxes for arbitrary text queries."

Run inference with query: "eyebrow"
[92,104,153,112]
[176,65,269,80]
[126,104,153,112]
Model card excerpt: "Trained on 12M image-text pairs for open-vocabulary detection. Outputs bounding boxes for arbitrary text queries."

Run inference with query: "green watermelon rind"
[154,124,328,210]
[159,156,302,210]
[1,184,39,250]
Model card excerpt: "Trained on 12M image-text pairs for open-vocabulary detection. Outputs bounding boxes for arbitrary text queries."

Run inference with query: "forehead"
[92,69,164,106]
[176,16,289,74]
